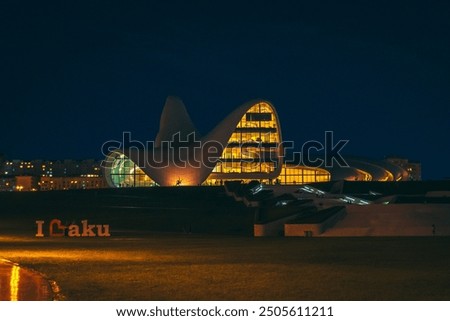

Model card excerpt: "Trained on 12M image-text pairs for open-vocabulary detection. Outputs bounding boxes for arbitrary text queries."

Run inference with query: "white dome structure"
[104,97,411,187]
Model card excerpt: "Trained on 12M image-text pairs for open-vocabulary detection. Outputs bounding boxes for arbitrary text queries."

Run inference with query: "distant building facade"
[39,176,107,191]
[0,176,15,192]
[0,159,107,191]
[1,159,102,177]
[15,176,39,191]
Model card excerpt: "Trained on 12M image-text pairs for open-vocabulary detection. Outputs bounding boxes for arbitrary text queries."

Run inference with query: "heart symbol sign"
[49,219,66,237]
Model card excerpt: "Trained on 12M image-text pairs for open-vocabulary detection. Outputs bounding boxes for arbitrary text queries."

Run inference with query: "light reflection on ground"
[0,260,52,301]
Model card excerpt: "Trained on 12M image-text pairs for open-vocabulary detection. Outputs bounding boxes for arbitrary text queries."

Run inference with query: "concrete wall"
[284,208,346,237]
[321,204,450,236]
[254,214,299,237]
[285,223,322,236]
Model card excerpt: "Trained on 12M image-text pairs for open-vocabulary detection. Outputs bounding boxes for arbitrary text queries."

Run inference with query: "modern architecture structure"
[104,97,416,187]
[385,157,422,181]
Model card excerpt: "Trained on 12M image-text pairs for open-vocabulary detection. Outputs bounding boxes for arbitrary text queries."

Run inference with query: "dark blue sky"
[1,1,449,179]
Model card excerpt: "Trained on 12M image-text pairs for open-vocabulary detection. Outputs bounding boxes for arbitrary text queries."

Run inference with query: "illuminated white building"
[104,97,410,187]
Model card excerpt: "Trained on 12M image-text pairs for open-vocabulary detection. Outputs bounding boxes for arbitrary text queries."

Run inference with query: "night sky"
[1,1,449,179]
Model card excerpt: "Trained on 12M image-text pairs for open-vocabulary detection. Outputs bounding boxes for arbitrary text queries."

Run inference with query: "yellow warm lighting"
[276,165,331,185]
[208,102,281,177]
[354,169,372,181]
[10,265,20,301]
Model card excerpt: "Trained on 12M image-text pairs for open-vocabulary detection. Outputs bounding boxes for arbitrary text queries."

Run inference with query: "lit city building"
[0,159,106,191]
[104,97,417,187]
[0,100,422,191]
[1,159,102,177]
[39,176,107,191]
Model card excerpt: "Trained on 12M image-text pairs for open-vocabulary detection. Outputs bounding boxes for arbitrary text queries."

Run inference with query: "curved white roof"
[124,96,282,186]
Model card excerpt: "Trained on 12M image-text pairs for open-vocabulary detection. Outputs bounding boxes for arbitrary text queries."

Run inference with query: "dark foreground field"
[1,187,450,300]
[1,224,449,300]
[0,187,255,235]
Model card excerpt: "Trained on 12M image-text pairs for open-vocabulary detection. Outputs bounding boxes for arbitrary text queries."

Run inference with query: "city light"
[10,265,20,301]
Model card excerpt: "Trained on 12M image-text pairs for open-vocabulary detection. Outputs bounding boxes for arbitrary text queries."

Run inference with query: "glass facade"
[105,152,156,188]
[204,102,282,183]
[276,164,330,185]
